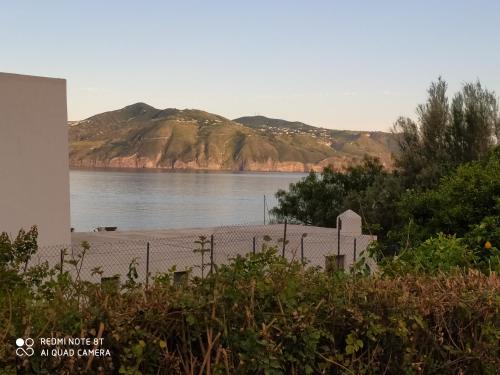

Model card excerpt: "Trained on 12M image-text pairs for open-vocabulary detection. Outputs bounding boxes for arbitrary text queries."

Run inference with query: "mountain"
[233,116,398,163]
[69,104,397,172]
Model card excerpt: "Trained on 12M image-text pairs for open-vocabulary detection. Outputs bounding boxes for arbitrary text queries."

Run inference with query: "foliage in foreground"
[379,233,500,277]
[1,231,499,374]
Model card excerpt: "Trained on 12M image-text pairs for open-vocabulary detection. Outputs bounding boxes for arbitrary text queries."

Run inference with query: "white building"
[0,72,71,246]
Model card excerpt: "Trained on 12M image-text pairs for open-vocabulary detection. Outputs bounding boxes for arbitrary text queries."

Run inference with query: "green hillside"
[69,104,396,171]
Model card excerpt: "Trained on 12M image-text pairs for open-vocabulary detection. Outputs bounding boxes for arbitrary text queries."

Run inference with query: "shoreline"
[69,166,313,175]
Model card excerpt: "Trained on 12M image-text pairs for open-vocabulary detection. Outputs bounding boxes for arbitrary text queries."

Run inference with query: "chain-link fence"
[32,215,377,286]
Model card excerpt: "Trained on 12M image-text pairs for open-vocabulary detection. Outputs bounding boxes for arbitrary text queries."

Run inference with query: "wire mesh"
[34,217,376,284]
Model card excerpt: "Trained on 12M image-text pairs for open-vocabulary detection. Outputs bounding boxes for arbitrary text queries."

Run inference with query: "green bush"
[1,232,499,374]
[0,226,39,289]
[379,234,480,276]
[397,147,500,248]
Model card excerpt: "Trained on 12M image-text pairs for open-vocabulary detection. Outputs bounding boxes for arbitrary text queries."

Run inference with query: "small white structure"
[0,73,71,246]
[337,209,362,236]
[306,210,376,272]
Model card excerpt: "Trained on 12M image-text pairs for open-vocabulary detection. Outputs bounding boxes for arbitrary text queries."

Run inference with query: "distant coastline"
[69,166,310,175]
[69,103,396,173]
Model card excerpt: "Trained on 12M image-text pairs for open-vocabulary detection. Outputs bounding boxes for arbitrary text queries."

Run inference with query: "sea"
[70,169,307,231]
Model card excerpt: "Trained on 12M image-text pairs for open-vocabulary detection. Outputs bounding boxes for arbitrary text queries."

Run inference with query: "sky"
[1,1,499,131]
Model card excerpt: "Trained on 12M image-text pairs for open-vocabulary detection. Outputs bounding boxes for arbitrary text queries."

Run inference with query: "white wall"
[0,72,71,246]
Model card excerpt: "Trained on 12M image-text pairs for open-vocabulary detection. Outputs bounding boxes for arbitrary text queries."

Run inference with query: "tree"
[342,172,403,241]
[272,79,499,257]
[393,78,499,188]
[448,81,499,162]
[271,156,385,227]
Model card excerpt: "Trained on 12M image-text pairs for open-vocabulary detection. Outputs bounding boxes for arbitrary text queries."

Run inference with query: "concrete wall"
[0,72,71,246]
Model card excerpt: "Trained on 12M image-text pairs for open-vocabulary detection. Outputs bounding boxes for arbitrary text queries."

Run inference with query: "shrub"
[397,147,500,248]
[1,233,499,374]
[380,234,479,276]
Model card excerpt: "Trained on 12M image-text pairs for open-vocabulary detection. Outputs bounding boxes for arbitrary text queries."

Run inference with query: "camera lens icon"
[16,337,34,357]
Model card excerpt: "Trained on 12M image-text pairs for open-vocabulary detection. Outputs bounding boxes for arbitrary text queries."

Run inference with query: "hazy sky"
[1,1,499,131]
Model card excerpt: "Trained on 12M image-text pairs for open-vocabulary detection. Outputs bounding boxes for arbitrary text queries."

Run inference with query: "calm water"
[70,169,306,231]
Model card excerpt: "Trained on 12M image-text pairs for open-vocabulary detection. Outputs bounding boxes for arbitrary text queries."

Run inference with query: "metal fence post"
[264,195,266,225]
[60,248,64,275]
[282,219,287,257]
[337,218,342,270]
[301,236,304,265]
[146,242,150,289]
[210,234,214,274]
[252,236,256,254]
[353,237,357,263]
